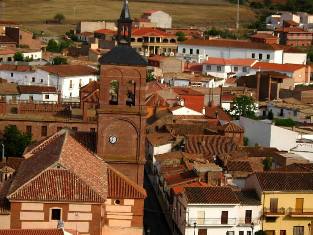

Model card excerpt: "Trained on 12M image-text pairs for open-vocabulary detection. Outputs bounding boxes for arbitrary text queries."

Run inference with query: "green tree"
[13,52,24,61]
[146,71,155,82]
[52,56,67,65]
[176,31,187,42]
[1,125,32,157]
[54,13,65,24]
[263,156,272,171]
[47,39,60,53]
[230,95,256,119]
[274,118,296,127]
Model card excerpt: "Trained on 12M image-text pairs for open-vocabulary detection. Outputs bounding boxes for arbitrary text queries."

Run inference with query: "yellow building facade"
[246,172,313,235]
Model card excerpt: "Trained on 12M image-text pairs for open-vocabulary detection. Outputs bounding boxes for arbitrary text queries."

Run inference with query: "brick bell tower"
[97,0,147,186]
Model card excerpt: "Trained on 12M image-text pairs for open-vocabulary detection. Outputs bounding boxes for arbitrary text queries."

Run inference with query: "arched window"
[170,39,176,43]
[163,38,169,43]
[126,80,136,106]
[131,38,135,42]
[137,38,143,42]
[109,80,119,105]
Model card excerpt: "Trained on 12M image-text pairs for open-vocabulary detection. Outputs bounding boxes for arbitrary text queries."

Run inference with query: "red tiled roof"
[9,169,105,202]
[39,65,98,77]
[164,170,198,186]
[132,28,174,37]
[145,80,166,94]
[18,85,57,94]
[205,106,233,122]
[184,63,203,73]
[173,87,204,96]
[0,36,15,44]
[148,55,166,62]
[0,64,33,72]
[186,135,238,156]
[222,122,244,133]
[107,165,146,199]
[184,186,240,204]
[0,49,16,55]
[276,27,311,33]
[8,130,108,202]
[274,163,313,172]
[225,77,237,85]
[204,58,257,67]
[172,181,207,195]
[181,39,284,51]
[0,229,78,235]
[94,28,116,35]
[252,62,305,72]
[227,160,253,172]
[255,172,313,191]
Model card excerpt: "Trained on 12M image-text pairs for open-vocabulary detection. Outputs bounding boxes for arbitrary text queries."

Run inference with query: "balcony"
[237,219,260,227]
[188,218,236,227]
[287,208,313,217]
[263,207,285,217]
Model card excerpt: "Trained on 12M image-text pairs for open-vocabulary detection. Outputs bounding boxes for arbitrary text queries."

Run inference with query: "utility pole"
[236,0,240,31]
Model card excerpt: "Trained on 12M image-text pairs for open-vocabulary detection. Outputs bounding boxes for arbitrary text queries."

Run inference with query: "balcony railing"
[287,208,313,217]
[187,218,236,226]
[263,207,285,216]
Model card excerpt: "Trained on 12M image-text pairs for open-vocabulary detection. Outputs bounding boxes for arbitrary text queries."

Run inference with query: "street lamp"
[250,222,254,235]
[193,222,197,235]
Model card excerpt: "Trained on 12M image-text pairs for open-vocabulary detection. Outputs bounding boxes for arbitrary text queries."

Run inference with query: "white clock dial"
[109,136,117,144]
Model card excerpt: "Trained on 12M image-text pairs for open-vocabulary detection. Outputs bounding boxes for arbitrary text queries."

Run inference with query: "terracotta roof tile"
[18,85,57,94]
[0,64,33,72]
[172,181,207,195]
[0,49,16,55]
[255,172,313,191]
[94,29,116,35]
[222,122,244,133]
[184,186,240,204]
[252,62,305,73]
[186,135,238,156]
[107,165,146,199]
[8,130,108,202]
[39,65,97,77]
[227,160,253,172]
[234,190,260,205]
[9,169,105,202]
[147,133,174,146]
[0,229,78,235]
[173,87,204,96]
[0,83,19,95]
[274,163,313,172]
[204,58,257,67]
[164,170,198,186]
[132,28,174,37]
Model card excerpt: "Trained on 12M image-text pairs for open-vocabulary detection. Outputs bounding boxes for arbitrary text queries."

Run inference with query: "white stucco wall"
[283,52,307,65]
[171,106,203,116]
[148,11,172,28]
[239,117,298,151]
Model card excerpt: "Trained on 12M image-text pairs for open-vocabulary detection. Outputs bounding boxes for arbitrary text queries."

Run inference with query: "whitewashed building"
[18,85,58,102]
[141,10,172,28]
[202,58,257,79]
[177,39,285,64]
[173,186,261,235]
[0,65,98,99]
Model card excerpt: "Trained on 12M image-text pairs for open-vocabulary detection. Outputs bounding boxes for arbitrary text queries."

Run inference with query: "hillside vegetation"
[0,0,255,35]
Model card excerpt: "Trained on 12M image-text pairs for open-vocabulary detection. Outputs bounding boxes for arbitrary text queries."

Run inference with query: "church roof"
[98,45,148,66]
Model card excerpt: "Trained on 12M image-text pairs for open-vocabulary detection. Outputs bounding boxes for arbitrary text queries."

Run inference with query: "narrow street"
[143,172,172,235]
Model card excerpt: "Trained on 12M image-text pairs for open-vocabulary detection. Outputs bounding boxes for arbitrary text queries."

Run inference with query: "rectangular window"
[280,230,286,235]
[247,232,251,235]
[217,66,222,72]
[243,67,247,72]
[234,66,238,72]
[32,77,35,82]
[26,126,32,135]
[293,226,304,235]
[72,127,78,132]
[190,49,193,54]
[206,65,211,71]
[259,53,263,60]
[41,126,47,137]
[29,96,33,101]
[197,210,205,225]
[69,80,73,89]
[51,208,61,221]
[40,79,43,83]
[221,211,228,224]
[226,232,234,235]
[10,73,13,77]
[245,210,252,224]
[183,48,186,53]
[267,54,270,60]
[270,198,278,213]
[252,53,255,58]
[295,198,304,213]
[198,229,207,235]
[45,94,49,99]
[196,49,199,54]
[239,232,244,235]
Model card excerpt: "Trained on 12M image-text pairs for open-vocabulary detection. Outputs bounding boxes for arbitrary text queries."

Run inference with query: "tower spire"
[117,0,132,46]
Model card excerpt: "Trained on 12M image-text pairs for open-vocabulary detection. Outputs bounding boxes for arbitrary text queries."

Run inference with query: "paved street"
[144,172,172,235]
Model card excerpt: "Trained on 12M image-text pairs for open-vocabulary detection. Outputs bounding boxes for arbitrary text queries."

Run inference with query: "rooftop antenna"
[236,0,240,31]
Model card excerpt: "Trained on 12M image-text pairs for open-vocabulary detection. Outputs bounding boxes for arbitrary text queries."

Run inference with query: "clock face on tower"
[109,136,117,144]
